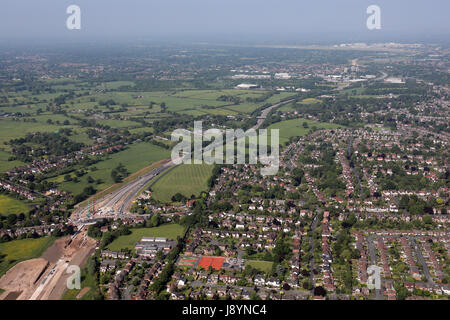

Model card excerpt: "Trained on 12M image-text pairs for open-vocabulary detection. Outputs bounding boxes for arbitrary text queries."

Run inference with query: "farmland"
[106,224,185,251]
[0,118,75,149]
[150,164,214,203]
[0,150,25,173]
[0,195,30,216]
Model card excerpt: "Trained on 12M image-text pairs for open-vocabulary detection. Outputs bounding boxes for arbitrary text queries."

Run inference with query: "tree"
[100,231,114,249]
[423,215,432,225]
[313,286,327,297]
[396,285,409,300]
[302,280,312,290]
[171,193,187,203]
[149,214,161,228]
[86,256,98,275]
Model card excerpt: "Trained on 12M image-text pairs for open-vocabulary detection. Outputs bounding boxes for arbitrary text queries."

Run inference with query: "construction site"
[0,230,97,300]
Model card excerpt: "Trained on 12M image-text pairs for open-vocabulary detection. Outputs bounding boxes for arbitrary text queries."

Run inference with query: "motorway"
[254,99,295,129]
[70,160,174,224]
[70,98,295,226]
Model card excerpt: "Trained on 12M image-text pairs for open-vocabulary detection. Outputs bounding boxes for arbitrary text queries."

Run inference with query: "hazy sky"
[0,0,449,43]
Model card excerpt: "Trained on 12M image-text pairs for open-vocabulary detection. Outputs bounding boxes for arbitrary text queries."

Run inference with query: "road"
[202,98,295,157]
[348,137,363,196]
[308,214,319,291]
[409,237,434,284]
[70,160,174,224]
[253,99,295,129]
[71,97,296,225]
[367,235,383,300]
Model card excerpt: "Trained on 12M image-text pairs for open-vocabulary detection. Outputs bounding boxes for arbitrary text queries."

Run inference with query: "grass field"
[245,260,273,273]
[54,142,170,195]
[0,119,75,149]
[0,150,25,172]
[106,224,185,251]
[0,89,295,157]
[0,195,30,216]
[299,97,322,104]
[0,237,56,277]
[151,164,213,202]
[267,118,343,144]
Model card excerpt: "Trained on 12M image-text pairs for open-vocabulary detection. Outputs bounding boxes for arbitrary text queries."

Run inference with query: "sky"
[0,0,449,44]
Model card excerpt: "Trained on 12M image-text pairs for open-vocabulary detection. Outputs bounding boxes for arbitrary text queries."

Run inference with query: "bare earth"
[76,286,91,299]
[0,230,98,300]
[0,258,49,300]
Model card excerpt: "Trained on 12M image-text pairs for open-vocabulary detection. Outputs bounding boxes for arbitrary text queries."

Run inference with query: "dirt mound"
[41,238,67,263]
[0,232,98,300]
[3,291,22,300]
[0,258,49,300]
[76,287,91,299]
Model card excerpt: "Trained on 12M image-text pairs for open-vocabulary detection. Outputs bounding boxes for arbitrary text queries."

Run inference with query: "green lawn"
[0,195,30,216]
[245,260,273,273]
[267,118,344,144]
[107,224,185,251]
[151,164,213,203]
[0,237,56,277]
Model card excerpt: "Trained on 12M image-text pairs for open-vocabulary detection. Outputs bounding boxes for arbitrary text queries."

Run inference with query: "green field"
[53,142,170,195]
[151,164,213,202]
[245,260,273,273]
[0,150,25,172]
[71,89,291,117]
[100,81,135,90]
[0,119,75,149]
[0,195,30,216]
[0,89,296,158]
[267,118,343,144]
[0,237,56,277]
[106,224,185,251]
[299,97,322,104]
